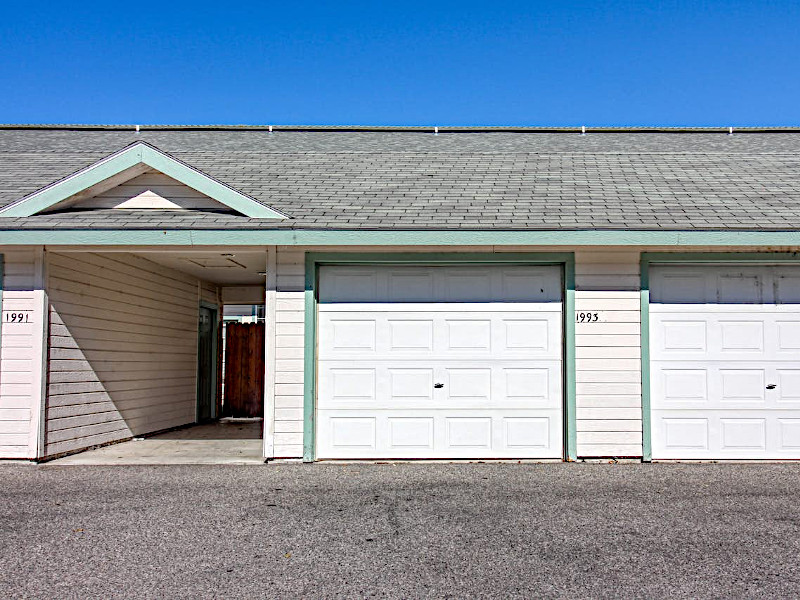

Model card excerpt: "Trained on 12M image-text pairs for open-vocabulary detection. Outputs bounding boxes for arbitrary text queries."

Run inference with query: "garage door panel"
[502,368,552,403]
[717,273,763,303]
[388,368,435,402]
[319,311,562,360]
[651,265,800,459]
[317,264,564,459]
[320,265,563,304]
[318,360,562,411]
[387,269,435,301]
[653,361,800,409]
[652,314,783,361]
[316,409,562,459]
[321,267,379,303]
[656,320,708,353]
[653,411,800,459]
[651,267,769,305]
[446,320,491,350]
[320,302,561,313]
[779,419,800,449]
[325,319,377,351]
[776,321,800,350]
[329,417,376,450]
[777,370,800,401]
[656,367,708,404]
[325,368,377,403]
[775,269,800,303]
[389,320,434,351]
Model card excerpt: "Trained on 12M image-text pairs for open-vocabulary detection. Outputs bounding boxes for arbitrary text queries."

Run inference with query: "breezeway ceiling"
[132,251,267,285]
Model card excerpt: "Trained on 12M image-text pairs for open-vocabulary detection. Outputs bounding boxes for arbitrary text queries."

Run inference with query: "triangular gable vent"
[0,141,286,219]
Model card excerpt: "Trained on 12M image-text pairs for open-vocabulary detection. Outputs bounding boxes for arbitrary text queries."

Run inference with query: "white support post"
[31,246,49,459]
[263,245,277,460]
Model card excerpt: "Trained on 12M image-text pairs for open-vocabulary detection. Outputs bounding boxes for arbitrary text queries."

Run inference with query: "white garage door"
[650,265,800,459]
[316,264,564,459]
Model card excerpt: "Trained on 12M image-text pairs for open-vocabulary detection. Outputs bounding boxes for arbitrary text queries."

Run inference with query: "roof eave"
[0,141,288,220]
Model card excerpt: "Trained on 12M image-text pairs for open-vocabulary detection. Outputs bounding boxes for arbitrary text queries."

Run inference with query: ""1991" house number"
[4,311,31,323]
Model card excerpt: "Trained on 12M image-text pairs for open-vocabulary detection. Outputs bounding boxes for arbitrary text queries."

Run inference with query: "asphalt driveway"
[1,463,799,599]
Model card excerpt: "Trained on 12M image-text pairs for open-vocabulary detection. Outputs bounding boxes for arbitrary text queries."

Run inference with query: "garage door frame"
[641,252,800,461]
[303,252,576,462]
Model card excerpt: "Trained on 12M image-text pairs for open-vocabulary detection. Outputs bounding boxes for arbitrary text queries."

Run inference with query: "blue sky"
[1,1,798,126]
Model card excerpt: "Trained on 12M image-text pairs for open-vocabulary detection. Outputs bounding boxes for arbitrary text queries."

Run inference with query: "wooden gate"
[223,323,265,418]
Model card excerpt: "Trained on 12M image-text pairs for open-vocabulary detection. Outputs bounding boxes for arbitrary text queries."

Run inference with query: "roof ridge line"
[3,124,800,133]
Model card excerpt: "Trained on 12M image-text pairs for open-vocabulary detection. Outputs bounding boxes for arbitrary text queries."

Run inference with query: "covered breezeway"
[42,247,271,464]
[49,419,263,464]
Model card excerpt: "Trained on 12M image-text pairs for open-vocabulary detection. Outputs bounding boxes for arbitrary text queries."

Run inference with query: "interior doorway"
[222,304,266,418]
[197,304,219,422]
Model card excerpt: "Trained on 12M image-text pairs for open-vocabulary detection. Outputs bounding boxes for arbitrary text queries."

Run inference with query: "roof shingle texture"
[2,128,800,231]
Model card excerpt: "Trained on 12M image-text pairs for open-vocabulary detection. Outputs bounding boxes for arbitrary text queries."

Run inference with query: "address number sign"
[3,310,32,324]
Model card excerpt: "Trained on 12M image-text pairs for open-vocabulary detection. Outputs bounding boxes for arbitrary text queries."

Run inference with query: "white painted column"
[31,247,48,458]
[263,246,277,459]
[0,246,48,460]
[574,248,643,458]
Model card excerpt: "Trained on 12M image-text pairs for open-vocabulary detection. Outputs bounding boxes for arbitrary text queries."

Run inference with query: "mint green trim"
[5,229,800,247]
[0,142,286,219]
[640,251,800,463]
[303,253,318,462]
[302,252,577,462]
[0,149,143,217]
[641,251,800,264]
[563,255,577,461]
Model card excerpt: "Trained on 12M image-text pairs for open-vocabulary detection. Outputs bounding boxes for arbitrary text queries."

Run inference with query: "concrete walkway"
[50,420,264,465]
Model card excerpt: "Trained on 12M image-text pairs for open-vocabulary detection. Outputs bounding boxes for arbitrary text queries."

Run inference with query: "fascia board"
[3,229,800,246]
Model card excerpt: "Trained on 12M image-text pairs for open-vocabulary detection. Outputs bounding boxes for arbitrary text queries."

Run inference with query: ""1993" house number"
[576,312,601,323]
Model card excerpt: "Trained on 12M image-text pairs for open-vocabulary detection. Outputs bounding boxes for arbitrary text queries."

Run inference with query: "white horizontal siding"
[44,252,205,458]
[200,280,220,306]
[574,248,642,457]
[72,171,227,210]
[271,245,646,460]
[270,244,800,462]
[0,248,46,459]
[273,248,305,458]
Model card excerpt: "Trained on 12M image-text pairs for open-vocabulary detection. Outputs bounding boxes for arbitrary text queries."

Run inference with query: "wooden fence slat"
[223,323,265,418]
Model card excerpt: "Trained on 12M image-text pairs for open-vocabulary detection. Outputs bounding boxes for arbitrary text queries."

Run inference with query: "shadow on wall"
[44,252,203,458]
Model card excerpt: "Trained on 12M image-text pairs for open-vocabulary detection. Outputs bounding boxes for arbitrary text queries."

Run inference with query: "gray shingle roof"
[2,126,800,231]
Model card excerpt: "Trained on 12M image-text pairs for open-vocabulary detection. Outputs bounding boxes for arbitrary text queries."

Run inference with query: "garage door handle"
[434,383,444,389]
[766,384,777,390]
